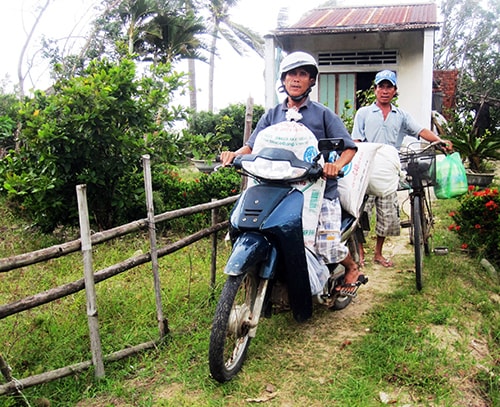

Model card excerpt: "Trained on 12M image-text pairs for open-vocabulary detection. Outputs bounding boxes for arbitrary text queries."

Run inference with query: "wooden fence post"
[210,199,218,290]
[142,155,168,338]
[76,184,105,378]
[241,96,254,191]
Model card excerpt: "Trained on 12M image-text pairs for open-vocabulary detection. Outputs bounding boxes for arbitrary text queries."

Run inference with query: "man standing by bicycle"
[351,70,453,268]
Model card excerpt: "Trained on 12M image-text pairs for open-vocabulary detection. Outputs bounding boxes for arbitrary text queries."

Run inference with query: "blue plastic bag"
[434,152,468,199]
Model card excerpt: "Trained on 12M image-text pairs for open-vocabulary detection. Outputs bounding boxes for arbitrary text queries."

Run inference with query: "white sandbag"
[366,144,401,197]
[252,120,325,250]
[338,142,382,217]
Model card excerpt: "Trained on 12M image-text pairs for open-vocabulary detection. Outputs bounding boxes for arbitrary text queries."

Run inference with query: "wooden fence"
[0,155,239,399]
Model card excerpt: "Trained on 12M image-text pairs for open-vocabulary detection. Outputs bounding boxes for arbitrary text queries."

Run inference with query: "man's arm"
[418,128,453,152]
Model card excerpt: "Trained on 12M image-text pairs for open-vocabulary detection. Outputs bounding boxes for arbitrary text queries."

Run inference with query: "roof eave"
[271,24,441,37]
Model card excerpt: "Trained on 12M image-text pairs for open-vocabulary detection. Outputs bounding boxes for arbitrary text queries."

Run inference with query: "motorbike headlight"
[241,157,308,180]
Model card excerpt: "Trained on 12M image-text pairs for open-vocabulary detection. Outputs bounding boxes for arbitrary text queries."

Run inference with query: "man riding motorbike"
[220,51,367,297]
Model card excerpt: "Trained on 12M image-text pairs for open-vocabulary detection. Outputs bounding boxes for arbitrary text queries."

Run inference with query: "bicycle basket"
[399,148,437,188]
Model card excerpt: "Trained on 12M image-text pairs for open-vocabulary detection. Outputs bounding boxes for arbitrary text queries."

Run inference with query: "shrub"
[186,103,265,152]
[152,164,241,232]
[0,59,187,232]
[449,185,500,266]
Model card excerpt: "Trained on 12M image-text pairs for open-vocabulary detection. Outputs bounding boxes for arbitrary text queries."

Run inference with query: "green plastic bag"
[434,152,468,199]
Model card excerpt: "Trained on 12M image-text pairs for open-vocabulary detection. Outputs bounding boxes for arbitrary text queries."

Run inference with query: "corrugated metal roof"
[273,3,439,36]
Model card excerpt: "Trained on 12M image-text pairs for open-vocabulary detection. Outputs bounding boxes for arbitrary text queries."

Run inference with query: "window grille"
[318,50,398,66]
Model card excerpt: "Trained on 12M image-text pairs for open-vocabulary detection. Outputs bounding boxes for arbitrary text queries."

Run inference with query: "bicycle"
[399,141,447,291]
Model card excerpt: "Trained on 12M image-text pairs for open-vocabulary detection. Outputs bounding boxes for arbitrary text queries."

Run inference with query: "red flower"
[485,200,499,210]
[448,224,455,231]
[461,243,468,249]
[449,211,456,217]
[468,185,475,191]
[455,225,461,231]
[474,224,481,229]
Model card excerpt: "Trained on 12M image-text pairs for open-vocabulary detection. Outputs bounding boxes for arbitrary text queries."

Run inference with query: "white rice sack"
[366,144,401,197]
[338,143,382,217]
[252,120,325,251]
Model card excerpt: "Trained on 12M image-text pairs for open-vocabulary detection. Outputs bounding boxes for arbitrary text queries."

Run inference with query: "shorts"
[363,192,400,237]
[316,198,349,264]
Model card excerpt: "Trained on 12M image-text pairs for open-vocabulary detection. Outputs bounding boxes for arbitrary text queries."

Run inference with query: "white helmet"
[279,51,319,81]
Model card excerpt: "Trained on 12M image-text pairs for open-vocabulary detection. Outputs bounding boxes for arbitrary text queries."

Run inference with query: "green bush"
[152,164,241,232]
[186,102,265,152]
[0,59,187,232]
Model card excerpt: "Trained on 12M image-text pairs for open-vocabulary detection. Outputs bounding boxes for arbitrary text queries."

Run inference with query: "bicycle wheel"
[209,271,261,382]
[412,195,424,291]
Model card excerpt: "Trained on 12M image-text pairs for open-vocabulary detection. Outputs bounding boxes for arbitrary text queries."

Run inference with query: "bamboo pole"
[0,196,238,274]
[142,155,168,338]
[76,184,105,378]
[0,340,159,396]
[210,199,218,290]
[0,220,231,320]
[241,96,254,191]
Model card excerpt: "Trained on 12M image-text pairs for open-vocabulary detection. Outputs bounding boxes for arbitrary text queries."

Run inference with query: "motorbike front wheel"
[209,271,261,382]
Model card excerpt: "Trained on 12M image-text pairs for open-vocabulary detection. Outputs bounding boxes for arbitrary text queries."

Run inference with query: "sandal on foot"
[337,274,369,298]
[374,258,395,268]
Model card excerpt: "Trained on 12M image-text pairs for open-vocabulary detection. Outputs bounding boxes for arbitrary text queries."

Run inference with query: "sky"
[0,0,433,111]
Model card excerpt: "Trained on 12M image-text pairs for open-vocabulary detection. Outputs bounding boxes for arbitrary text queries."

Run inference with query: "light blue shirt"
[351,103,423,148]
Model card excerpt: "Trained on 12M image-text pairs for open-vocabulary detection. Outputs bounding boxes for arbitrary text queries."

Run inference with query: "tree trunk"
[17,0,51,98]
[188,59,197,110]
[208,28,218,113]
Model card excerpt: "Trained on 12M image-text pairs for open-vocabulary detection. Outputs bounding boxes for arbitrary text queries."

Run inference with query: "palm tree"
[116,0,157,55]
[206,0,264,112]
[138,8,206,63]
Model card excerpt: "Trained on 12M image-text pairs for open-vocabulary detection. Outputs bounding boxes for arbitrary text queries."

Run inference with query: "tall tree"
[206,0,264,112]
[435,0,500,119]
[137,6,206,63]
[17,0,51,97]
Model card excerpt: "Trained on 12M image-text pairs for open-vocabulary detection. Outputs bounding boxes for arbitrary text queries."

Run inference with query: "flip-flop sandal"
[374,258,395,268]
[337,274,369,298]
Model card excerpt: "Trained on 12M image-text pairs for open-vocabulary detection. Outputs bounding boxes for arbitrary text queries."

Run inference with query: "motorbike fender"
[261,189,313,322]
[223,232,273,276]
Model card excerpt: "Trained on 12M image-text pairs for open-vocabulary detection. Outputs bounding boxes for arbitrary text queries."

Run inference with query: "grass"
[0,188,499,406]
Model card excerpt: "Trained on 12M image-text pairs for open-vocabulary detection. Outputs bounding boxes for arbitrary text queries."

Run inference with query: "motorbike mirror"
[318,138,344,152]
[316,138,344,162]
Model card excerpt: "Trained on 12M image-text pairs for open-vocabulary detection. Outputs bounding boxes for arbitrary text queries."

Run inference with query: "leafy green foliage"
[183,129,231,160]
[444,111,500,172]
[435,0,500,164]
[0,58,188,232]
[151,165,240,231]
[186,102,265,152]
[0,116,16,151]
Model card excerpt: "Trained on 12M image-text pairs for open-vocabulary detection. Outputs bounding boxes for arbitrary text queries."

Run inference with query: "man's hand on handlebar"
[436,138,454,153]
[220,145,253,167]
[219,151,237,167]
[323,162,343,178]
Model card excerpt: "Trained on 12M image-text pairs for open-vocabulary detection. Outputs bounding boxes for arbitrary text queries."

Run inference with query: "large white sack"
[338,143,382,217]
[252,120,325,250]
[366,144,401,197]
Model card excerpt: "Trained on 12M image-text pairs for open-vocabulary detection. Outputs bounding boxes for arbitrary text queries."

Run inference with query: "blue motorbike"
[208,139,363,383]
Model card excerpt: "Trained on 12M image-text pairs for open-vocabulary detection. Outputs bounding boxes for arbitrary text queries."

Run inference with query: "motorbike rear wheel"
[209,271,260,382]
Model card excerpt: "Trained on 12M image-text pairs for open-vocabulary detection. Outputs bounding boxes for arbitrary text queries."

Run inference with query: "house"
[264,2,440,128]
